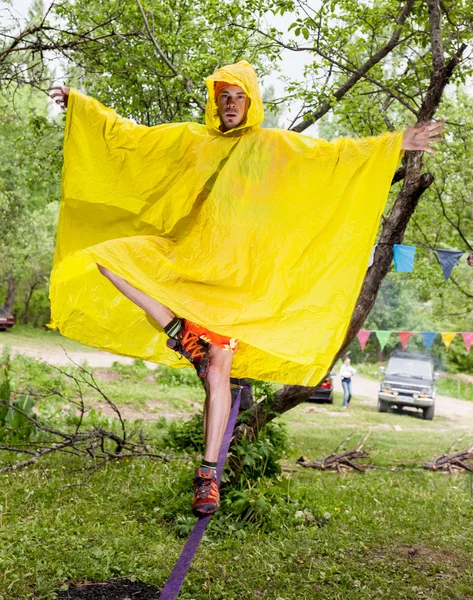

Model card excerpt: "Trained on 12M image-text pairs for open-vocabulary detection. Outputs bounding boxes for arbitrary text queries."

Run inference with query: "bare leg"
[98,263,231,461]
[203,346,233,462]
[97,264,174,328]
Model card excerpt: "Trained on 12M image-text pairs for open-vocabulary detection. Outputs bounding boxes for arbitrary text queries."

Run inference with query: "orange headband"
[214,81,232,99]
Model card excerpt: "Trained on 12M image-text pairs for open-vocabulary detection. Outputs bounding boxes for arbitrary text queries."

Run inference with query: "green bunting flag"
[375,330,392,350]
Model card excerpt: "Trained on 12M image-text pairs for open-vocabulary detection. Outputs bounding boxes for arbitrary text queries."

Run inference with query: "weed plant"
[154,364,202,388]
[1,346,73,399]
[110,358,150,381]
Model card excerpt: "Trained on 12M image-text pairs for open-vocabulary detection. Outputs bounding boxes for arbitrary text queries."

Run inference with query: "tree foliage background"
[1,0,473,414]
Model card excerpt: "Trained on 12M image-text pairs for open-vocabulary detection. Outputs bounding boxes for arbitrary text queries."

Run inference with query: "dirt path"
[3,341,473,423]
[333,374,473,424]
[0,342,154,368]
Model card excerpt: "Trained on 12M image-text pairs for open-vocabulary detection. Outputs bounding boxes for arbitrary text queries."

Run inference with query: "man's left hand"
[402,120,445,154]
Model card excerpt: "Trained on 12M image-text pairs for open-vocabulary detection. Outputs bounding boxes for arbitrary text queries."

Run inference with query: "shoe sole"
[192,504,220,517]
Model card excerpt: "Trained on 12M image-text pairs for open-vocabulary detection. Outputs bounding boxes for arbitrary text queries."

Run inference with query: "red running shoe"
[192,467,220,516]
[166,321,210,379]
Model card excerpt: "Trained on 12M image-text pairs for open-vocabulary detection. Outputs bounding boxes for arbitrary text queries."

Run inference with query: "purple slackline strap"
[159,389,241,600]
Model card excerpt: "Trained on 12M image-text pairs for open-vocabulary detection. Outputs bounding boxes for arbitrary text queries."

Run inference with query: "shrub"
[1,350,72,398]
[165,413,204,452]
[0,354,36,441]
[111,359,149,381]
[154,365,201,388]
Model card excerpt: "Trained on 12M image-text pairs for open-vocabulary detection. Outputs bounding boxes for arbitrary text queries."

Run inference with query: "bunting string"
[368,243,473,280]
[356,330,473,353]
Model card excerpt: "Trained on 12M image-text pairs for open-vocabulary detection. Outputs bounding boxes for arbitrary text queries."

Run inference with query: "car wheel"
[377,398,389,413]
[422,404,435,420]
[328,392,334,404]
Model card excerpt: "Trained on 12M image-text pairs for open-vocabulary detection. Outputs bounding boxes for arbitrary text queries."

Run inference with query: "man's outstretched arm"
[49,85,70,109]
[402,120,445,153]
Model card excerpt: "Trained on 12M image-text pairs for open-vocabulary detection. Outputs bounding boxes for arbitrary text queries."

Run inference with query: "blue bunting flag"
[436,249,464,281]
[393,244,416,273]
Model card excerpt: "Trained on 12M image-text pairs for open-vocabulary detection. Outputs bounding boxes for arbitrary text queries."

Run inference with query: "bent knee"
[207,351,233,382]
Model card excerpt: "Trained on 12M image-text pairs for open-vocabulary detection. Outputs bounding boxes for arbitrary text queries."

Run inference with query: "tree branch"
[135,0,206,113]
[427,0,445,74]
[290,0,417,131]
[0,366,167,475]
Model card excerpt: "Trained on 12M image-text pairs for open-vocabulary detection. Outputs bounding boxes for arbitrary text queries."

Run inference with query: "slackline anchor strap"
[159,388,242,600]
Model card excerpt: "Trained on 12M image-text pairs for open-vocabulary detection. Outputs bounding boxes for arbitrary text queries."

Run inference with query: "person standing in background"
[340,355,357,408]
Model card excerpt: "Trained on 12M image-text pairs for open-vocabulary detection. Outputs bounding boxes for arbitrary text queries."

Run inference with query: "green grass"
[4,353,205,416]
[355,362,384,379]
[2,458,473,599]
[436,376,473,403]
[0,324,93,352]
[282,393,459,465]
[1,357,473,598]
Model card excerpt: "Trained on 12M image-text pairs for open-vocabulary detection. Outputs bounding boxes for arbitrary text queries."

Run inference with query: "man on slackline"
[49,61,443,517]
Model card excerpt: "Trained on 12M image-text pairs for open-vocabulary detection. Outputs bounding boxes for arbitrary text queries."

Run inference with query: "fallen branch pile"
[423,447,473,474]
[0,358,167,476]
[296,433,371,473]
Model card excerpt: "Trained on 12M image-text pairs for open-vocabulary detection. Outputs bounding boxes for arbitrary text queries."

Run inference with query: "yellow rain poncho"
[50,61,403,385]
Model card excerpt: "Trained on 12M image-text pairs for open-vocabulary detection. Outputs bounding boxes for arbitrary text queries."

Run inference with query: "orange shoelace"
[179,329,208,361]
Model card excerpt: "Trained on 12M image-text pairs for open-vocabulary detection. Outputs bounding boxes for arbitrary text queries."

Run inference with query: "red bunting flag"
[462,332,473,353]
[357,330,371,351]
[398,331,413,350]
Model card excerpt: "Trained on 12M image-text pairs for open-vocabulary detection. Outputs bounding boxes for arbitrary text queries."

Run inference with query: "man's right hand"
[48,86,70,109]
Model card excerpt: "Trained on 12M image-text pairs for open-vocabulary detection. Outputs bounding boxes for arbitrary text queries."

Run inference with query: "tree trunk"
[3,278,17,314]
[23,281,39,325]
[237,5,466,438]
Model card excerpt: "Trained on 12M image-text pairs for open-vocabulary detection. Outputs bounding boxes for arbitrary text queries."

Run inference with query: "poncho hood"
[205,60,264,134]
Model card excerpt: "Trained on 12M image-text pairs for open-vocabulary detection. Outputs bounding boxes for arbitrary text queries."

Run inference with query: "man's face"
[217,85,249,131]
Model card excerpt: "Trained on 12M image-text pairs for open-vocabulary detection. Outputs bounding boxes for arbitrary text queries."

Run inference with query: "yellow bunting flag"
[440,332,457,351]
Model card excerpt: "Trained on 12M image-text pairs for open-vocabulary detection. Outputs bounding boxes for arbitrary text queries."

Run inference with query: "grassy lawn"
[436,377,473,403]
[1,357,473,599]
[0,324,93,352]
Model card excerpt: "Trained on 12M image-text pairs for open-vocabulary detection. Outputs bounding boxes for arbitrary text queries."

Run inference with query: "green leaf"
[5,394,35,440]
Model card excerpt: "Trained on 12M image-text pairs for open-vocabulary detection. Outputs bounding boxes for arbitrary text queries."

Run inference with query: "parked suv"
[378,351,436,420]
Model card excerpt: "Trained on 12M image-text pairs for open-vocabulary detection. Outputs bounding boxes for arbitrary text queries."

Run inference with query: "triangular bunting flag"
[441,332,457,350]
[461,332,473,353]
[436,249,463,281]
[398,331,413,350]
[375,330,392,350]
[368,244,377,268]
[357,330,371,351]
[393,244,416,272]
[421,332,436,351]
